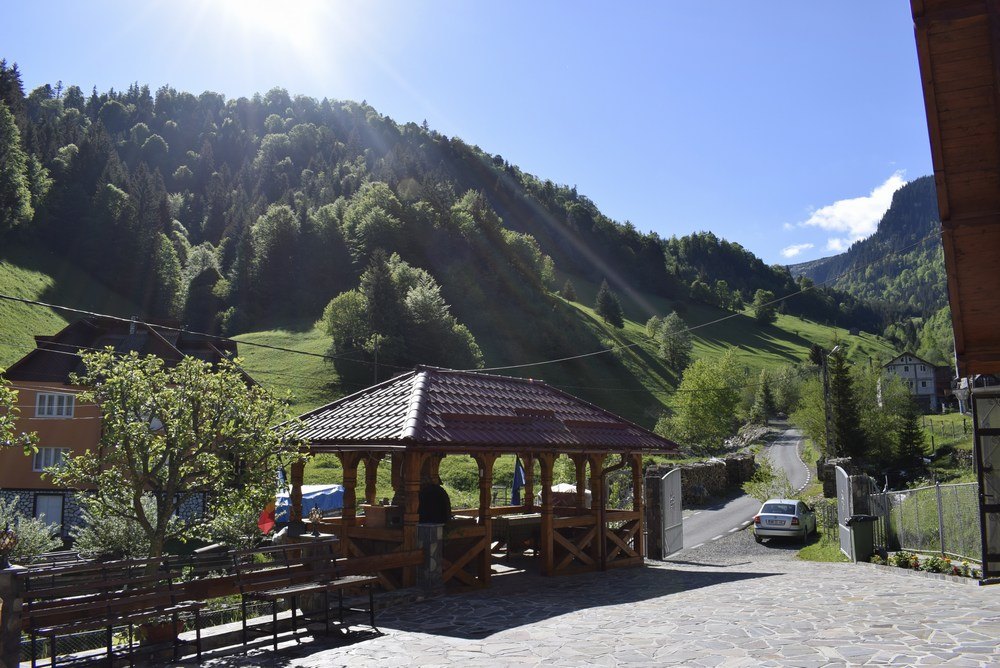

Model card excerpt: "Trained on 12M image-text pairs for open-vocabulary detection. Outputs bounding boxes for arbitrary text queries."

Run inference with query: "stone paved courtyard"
[200,531,1000,667]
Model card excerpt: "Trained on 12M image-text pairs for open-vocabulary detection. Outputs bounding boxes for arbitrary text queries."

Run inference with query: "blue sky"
[1,1,933,265]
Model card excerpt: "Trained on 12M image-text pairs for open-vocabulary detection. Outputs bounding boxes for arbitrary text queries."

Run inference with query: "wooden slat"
[552,515,597,529]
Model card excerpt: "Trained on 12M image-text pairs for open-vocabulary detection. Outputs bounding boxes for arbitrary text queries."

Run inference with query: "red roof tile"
[297,366,679,454]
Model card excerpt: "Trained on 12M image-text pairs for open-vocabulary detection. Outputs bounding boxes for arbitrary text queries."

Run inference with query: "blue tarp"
[275,484,345,522]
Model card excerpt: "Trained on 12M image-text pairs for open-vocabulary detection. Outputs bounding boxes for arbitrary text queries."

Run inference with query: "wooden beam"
[522,454,535,511]
[401,451,424,587]
[364,454,383,505]
[538,453,555,576]
[589,453,606,568]
[475,453,497,586]
[631,454,645,559]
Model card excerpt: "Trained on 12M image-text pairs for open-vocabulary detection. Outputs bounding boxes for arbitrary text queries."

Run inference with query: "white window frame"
[32,447,70,472]
[35,392,75,418]
[34,494,64,532]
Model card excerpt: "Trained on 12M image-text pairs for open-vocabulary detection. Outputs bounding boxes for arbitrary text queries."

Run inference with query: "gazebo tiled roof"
[297,366,680,453]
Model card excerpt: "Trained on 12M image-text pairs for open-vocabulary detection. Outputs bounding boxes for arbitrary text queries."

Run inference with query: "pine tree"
[560,279,577,302]
[828,348,866,458]
[594,278,624,328]
[896,398,925,467]
[750,369,775,425]
[0,102,33,232]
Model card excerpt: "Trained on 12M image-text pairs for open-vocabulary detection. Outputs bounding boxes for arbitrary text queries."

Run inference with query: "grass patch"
[797,528,849,562]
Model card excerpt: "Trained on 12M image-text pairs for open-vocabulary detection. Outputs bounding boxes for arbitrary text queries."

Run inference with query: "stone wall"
[818,457,855,498]
[646,452,757,507]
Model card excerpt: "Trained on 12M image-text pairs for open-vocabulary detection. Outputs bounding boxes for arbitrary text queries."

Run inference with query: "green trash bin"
[846,514,877,562]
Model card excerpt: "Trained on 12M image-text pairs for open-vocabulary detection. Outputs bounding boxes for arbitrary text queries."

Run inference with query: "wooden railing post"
[401,451,424,587]
[364,454,383,505]
[632,453,645,558]
[571,454,589,509]
[289,457,306,536]
[522,454,535,511]
[589,454,606,569]
[475,453,498,586]
[538,453,555,576]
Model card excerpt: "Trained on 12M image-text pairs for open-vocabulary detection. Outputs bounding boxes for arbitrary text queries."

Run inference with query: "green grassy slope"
[0,242,136,369]
[237,277,896,428]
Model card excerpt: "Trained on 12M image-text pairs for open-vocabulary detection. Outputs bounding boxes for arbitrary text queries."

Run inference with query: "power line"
[0,227,940,393]
[471,230,942,373]
[0,292,384,367]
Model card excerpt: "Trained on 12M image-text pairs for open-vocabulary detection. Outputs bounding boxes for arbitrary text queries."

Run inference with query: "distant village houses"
[0,317,240,538]
[882,352,952,413]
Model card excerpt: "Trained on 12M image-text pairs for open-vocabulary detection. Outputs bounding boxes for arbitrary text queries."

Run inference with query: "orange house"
[0,317,239,537]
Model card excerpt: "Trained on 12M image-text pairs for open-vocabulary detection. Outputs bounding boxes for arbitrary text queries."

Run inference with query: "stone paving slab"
[196,535,999,667]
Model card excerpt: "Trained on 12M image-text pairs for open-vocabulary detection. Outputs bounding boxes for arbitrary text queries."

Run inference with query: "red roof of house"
[3,317,238,383]
[297,366,681,454]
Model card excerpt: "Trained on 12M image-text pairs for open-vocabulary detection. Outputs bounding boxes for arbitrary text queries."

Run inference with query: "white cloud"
[800,172,907,246]
[781,243,814,258]
[782,222,795,231]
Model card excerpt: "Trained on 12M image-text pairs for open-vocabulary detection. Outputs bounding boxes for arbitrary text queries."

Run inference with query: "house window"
[920,365,926,371]
[35,393,75,418]
[32,447,70,472]
[921,381,927,388]
[34,494,64,532]
[904,365,909,372]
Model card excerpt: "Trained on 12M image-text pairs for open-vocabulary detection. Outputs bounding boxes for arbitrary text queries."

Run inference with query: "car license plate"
[766,519,784,525]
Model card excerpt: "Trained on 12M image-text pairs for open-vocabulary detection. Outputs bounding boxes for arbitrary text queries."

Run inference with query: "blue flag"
[511,457,526,505]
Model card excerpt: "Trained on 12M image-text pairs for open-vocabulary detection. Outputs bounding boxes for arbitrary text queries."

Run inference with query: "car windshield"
[762,503,796,515]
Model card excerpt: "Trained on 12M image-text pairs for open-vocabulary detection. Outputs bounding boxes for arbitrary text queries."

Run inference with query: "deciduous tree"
[49,350,306,560]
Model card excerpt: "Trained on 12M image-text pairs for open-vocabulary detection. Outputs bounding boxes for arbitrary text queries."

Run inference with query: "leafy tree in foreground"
[49,350,306,560]
[742,458,793,503]
[0,371,37,454]
[594,278,624,328]
[659,348,743,454]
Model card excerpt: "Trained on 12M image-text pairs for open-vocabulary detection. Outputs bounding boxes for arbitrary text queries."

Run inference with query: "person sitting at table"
[418,479,452,524]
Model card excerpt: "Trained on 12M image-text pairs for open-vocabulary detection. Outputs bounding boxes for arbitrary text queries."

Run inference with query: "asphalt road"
[677,426,810,553]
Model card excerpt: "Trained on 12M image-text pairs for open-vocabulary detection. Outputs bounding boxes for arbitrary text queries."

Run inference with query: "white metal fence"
[871,482,981,563]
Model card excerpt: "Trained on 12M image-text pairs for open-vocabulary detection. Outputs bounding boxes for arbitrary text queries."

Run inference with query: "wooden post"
[364,454,382,505]
[475,453,498,586]
[401,451,424,587]
[289,457,305,536]
[338,452,361,524]
[632,453,645,559]
[523,454,535,510]
[538,453,555,576]
[571,454,589,509]
[589,454,606,569]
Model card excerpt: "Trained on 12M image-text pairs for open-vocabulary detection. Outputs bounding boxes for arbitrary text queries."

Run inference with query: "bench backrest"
[233,539,341,593]
[22,557,181,632]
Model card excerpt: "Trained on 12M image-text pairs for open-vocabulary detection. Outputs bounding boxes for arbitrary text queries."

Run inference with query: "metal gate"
[661,469,683,557]
[836,465,852,559]
[972,389,1000,579]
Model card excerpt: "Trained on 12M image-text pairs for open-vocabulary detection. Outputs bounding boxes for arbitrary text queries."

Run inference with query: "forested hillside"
[1,60,906,424]
[790,176,953,364]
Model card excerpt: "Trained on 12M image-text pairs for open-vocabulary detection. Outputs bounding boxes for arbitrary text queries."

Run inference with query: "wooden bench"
[22,557,203,667]
[233,539,379,652]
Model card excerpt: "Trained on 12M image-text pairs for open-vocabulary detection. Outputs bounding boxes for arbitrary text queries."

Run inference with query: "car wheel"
[754,533,763,544]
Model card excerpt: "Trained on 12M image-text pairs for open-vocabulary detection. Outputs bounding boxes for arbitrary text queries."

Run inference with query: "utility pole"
[822,345,841,459]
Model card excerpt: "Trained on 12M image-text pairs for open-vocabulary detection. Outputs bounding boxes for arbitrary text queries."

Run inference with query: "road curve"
[676,426,810,553]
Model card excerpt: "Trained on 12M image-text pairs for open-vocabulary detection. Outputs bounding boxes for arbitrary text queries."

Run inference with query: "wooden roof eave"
[304,439,679,456]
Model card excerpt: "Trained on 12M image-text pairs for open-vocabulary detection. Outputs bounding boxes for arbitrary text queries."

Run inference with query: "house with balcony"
[882,352,949,413]
[0,316,239,538]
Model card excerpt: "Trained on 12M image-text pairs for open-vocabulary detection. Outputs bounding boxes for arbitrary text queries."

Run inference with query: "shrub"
[0,496,62,564]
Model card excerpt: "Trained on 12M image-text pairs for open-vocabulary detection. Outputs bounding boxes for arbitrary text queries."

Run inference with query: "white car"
[753,498,816,543]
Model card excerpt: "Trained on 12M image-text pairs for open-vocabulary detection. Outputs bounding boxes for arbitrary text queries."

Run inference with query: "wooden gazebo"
[286,366,679,589]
